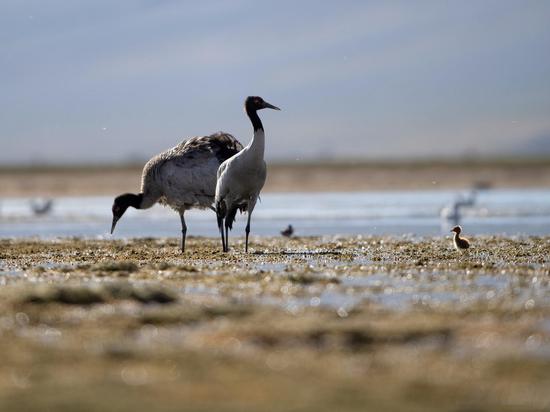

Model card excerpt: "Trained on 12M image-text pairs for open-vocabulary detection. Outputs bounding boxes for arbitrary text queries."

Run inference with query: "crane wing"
[141,132,243,209]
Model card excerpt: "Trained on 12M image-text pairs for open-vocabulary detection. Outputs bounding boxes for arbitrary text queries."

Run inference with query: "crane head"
[111,193,141,234]
[245,96,280,111]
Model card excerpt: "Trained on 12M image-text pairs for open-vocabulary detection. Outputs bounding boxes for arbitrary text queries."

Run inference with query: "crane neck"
[120,193,144,210]
[120,191,158,210]
[246,106,263,132]
[245,107,265,159]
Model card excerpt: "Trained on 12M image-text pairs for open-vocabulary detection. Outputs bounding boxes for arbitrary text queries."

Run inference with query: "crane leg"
[179,211,187,253]
[217,215,225,252]
[216,202,228,253]
[245,199,256,253]
[245,217,251,253]
[224,221,230,252]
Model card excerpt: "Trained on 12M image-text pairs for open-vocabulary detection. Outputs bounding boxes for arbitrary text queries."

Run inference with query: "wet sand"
[0,236,549,411]
[2,159,550,197]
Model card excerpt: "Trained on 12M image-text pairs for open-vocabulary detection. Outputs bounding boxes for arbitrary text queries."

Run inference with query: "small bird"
[215,96,280,252]
[450,225,470,250]
[281,224,294,237]
[30,198,53,216]
[111,132,243,252]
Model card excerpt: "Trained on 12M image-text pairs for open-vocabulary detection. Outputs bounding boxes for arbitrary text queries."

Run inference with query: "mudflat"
[1,159,550,197]
[0,235,548,411]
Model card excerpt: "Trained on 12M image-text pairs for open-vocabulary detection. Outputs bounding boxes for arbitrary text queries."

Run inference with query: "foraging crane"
[111,132,243,252]
[215,96,280,252]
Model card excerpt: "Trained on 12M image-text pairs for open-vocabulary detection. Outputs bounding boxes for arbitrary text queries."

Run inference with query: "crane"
[111,132,243,252]
[215,96,280,252]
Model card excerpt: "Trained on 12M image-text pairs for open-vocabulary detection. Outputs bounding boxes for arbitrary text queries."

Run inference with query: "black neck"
[246,105,263,132]
[120,193,143,210]
[131,193,144,209]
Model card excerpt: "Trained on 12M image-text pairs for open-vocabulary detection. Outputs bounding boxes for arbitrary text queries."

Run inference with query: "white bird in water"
[215,96,280,252]
[111,132,243,252]
[440,189,477,226]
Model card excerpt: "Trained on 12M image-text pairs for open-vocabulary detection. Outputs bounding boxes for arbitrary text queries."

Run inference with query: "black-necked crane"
[110,132,243,252]
[215,96,280,252]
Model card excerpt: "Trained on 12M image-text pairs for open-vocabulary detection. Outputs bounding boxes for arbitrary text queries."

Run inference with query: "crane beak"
[111,216,120,234]
[263,101,280,111]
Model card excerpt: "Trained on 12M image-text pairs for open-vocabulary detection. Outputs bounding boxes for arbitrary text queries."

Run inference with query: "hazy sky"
[1,1,550,164]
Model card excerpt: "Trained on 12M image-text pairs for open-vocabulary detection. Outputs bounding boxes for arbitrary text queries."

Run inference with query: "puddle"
[244,271,550,312]
[352,256,374,265]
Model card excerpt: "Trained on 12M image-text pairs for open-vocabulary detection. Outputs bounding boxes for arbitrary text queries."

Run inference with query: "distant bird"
[281,224,294,238]
[440,189,477,225]
[215,96,280,252]
[111,132,243,252]
[30,198,53,216]
[450,225,470,250]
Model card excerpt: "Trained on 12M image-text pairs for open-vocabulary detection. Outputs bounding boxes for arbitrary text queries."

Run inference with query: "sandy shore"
[0,235,549,411]
[1,159,550,197]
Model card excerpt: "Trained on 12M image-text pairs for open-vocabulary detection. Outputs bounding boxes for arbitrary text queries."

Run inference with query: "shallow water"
[1,189,550,238]
[213,261,548,312]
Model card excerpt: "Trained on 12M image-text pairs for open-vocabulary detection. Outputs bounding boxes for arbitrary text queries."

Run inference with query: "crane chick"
[450,225,470,250]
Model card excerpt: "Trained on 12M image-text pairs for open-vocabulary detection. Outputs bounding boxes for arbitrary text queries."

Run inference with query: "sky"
[1,0,550,165]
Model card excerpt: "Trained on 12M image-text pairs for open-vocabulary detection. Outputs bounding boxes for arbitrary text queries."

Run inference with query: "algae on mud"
[0,236,549,411]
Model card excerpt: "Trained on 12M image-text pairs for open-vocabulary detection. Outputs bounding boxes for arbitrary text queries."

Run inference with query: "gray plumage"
[141,132,243,210]
[111,132,243,252]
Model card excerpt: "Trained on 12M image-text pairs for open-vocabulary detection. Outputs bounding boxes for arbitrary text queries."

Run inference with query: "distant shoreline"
[1,158,550,197]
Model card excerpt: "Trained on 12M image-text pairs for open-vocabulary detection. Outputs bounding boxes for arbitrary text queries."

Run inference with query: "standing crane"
[215,96,280,252]
[110,132,243,252]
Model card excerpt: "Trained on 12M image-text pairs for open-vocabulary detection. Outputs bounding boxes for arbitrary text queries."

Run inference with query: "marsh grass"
[0,235,549,411]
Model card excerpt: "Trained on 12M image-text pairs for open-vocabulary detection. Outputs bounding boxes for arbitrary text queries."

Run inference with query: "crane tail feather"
[225,206,239,231]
